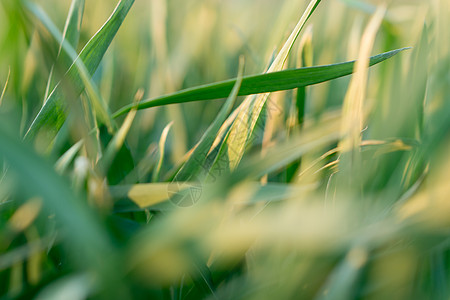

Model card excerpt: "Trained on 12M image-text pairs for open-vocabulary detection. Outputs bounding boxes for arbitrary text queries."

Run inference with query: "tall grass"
[0,0,449,299]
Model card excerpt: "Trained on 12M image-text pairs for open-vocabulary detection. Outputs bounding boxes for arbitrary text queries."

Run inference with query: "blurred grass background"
[0,0,449,299]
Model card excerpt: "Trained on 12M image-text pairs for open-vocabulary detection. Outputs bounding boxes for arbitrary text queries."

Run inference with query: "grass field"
[0,0,449,299]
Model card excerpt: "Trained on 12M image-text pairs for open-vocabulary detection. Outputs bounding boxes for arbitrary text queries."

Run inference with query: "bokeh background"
[0,0,449,299]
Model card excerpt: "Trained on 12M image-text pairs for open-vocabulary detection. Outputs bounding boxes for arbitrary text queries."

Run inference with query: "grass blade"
[110,181,315,211]
[24,0,135,141]
[44,0,85,99]
[335,7,385,198]
[232,117,342,183]
[173,58,245,182]
[0,67,10,107]
[0,124,113,272]
[315,247,368,300]
[99,94,140,177]
[339,7,385,152]
[55,140,84,173]
[223,0,322,170]
[114,48,408,117]
[153,121,173,182]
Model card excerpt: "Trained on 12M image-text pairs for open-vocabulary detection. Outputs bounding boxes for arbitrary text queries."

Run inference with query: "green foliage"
[0,0,449,299]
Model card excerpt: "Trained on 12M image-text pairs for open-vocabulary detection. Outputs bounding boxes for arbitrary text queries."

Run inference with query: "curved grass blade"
[114,48,409,117]
[24,0,135,141]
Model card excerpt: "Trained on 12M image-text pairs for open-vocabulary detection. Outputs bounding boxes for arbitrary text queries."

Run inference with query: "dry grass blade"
[339,7,386,152]
[153,121,173,182]
[224,0,322,170]
[0,67,10,106]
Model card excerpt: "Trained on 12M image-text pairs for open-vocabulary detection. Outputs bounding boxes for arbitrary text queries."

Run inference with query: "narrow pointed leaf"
[114,48,408,117]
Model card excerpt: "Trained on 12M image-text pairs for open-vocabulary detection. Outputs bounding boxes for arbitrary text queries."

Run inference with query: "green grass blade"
[24,0,135,141]
[114,48,408,117]
[44,0,85,99]
[191,260,217,299]
[296,25,313,126]
[60,0,84,53]
[76,0,134,76]
[315,248,367,300]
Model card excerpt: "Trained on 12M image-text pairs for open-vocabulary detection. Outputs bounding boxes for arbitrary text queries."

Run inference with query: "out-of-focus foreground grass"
[0,0,449,299]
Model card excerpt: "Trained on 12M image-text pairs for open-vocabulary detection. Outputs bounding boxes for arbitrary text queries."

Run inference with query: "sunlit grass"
[0,0,449,299]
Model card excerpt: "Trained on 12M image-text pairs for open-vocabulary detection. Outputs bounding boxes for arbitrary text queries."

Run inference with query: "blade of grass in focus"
[114,48,408,117]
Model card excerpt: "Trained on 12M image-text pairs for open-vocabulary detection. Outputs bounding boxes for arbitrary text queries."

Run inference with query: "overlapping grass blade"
[24,0,135,141]
[44,0,85,99]
[173,59,244,182]
[223,0,322,170]
[295,25,313,126]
